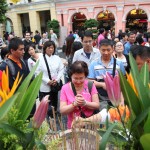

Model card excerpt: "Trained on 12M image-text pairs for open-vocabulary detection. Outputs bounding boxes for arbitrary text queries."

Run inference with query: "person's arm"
[36,57,52,85]
[60,101,76,115]
[27,58,33,72]
[88,78,106,90]
[56,57,64,81]
[83,93,99,110]
[72,52,78,63]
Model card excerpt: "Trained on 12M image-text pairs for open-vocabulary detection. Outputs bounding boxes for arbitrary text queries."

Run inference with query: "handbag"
[71,82,99,118]
[43,54,63,93]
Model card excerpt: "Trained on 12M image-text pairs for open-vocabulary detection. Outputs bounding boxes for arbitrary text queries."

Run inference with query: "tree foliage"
[0,0,8,23]
[47,19,60,38]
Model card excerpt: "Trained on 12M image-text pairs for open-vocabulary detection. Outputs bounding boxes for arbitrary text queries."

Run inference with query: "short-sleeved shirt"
[88,57,125,96]
[123,42,133,55]
[60,80,98,129]
[72,48,101,66]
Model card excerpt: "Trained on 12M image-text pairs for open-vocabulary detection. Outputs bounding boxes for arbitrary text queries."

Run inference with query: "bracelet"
[72,101,77,107]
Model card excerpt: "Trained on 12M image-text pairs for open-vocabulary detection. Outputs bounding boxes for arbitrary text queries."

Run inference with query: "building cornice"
[8,0,54,9]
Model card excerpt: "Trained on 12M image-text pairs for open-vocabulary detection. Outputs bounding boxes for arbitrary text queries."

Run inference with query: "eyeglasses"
[72,77,85,82]
[115,44,123,47]
[83,40,93,44]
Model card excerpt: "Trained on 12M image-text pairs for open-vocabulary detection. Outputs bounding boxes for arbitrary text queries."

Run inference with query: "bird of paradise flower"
[0,67,22,107]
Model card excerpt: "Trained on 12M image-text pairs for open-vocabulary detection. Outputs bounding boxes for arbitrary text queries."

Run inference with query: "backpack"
[3,59,27,80]
[87,80,93,94]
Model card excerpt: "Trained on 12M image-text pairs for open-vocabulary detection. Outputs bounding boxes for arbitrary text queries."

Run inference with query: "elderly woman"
[60,61,100,129]
[37,41,64,116]
[115,41,130,73]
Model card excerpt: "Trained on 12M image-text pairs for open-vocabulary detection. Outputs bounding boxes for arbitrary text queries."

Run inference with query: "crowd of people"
[0,28,150,129]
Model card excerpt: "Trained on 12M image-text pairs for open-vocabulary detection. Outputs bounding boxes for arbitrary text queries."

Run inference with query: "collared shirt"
[88,56,125,80]
[72,47,101,66]
[8,55,22,69]
[123,42,133,55]
[37,54,64,92]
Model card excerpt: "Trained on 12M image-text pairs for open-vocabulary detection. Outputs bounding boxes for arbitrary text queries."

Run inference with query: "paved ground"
[57,48,66,59]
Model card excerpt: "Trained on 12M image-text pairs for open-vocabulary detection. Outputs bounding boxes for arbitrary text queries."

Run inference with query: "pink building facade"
[56,0,150,37]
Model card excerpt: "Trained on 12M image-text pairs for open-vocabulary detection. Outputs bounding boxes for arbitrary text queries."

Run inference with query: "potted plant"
[84,19,99,39]
[100,54,150,149]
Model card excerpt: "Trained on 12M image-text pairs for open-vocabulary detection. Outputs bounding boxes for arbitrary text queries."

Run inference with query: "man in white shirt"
[72,30,100,66]
[50,29,58,47]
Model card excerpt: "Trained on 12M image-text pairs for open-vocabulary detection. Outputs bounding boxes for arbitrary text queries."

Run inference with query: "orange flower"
[126,73,138,96]
[0,67,22,107]
[109,105,130,122]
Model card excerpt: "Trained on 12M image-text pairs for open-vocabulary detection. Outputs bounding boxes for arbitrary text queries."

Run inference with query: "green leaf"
[140,63,149,87]
[129,54,150,110]
[35,140,46,150]
[0,122,25,139]
[17,73,42,121]
[140,134,150,150]
[98,129,126,143]
[15,61,39,108]
[119,71,141,117]
[0,93,19,121]
[99,123,117,150]
[144,111,150,133]
[131,107,150,130]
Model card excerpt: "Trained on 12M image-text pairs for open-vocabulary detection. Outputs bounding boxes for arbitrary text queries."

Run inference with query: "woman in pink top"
[60,61,100,129]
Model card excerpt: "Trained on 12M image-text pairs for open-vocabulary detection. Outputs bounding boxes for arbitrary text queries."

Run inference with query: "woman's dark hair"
[70,41,83,56]
[1,47,9,59]
[136,34,144,45]
[25,44,35,53]
[69,61,89,77]
[43,41,56,55]
[65,36,74,57]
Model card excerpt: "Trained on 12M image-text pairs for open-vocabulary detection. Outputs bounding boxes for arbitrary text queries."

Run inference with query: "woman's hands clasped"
[74,94,86,107]
[47,79,57,86]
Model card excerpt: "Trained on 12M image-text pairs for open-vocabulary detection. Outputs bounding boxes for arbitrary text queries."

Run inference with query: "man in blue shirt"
[124,32,136,55]
[88,39,125,109]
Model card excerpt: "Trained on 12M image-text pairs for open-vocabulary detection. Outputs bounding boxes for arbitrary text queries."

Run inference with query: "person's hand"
[75,94,86,106]
[51,79,57,86]
[47,80,53,86]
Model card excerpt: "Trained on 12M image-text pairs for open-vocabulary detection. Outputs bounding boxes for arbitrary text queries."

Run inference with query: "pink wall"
[56,0,150,36]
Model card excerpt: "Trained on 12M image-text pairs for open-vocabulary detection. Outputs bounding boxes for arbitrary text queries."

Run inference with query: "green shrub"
[47,19,60,38]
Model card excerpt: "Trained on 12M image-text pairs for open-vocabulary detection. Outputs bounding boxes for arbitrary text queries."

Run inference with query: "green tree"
[47,19,60,38]
[84,19,99,39]
[0,0,8,23]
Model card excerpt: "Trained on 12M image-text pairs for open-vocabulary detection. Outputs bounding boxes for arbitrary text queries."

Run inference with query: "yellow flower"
[126,73,138,96]
[0,67,22,107]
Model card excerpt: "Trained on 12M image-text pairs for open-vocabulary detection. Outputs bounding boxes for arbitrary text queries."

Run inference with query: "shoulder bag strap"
[112,57,116,78]
[71,82,83,112]
[43,54,52,80]
[88,81,93,94]
[71,82,77,96]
